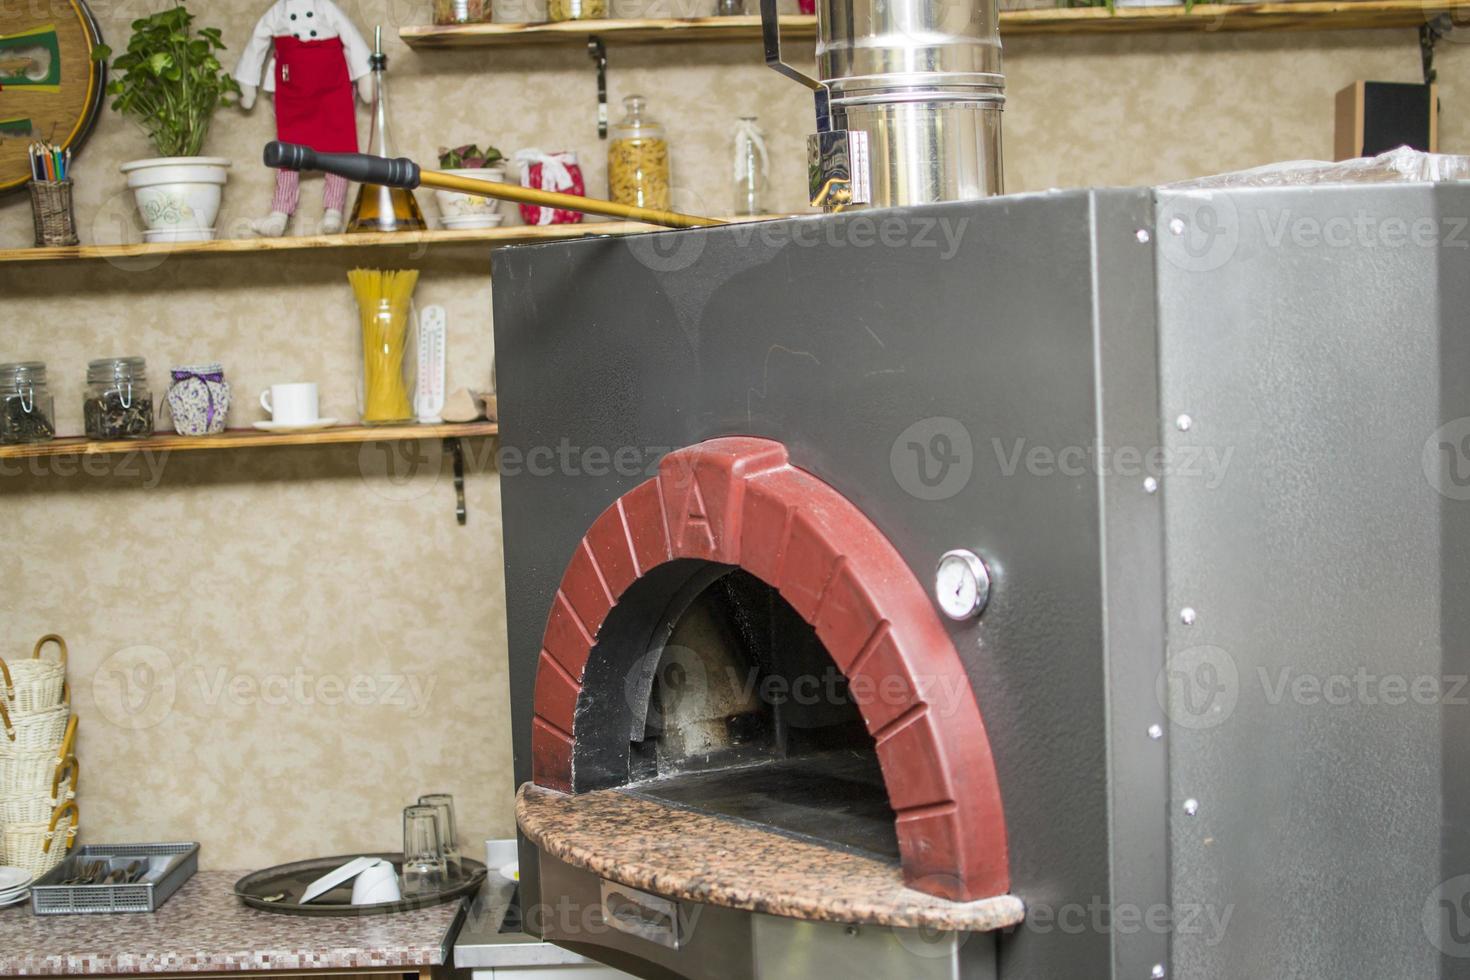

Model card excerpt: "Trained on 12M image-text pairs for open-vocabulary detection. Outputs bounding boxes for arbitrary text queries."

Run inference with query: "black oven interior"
[574,562,899,861]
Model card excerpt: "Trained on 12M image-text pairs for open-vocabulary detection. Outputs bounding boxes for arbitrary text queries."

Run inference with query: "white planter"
[435,167,507,229]
[119,157,231,242]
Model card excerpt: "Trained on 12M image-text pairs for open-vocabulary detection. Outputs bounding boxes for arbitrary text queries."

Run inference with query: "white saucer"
[0,868,31,891]
[252,418,340,433]
[0,890,30,908]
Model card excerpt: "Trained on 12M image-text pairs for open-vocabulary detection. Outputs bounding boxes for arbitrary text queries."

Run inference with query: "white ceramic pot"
[119,157,231,242]
[434,167,507,229]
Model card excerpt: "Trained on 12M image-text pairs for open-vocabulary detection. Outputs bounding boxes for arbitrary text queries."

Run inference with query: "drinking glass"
[418,793,463,879]
[402,805,447,895]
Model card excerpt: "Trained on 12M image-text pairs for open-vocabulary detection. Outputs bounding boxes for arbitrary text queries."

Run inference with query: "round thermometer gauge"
[935,549,991,621]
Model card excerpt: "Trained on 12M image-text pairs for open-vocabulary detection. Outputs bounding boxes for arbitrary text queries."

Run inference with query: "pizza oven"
[492,186,1470,979]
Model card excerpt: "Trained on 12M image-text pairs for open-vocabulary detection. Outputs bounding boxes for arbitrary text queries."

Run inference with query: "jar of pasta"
[608,95,671,212]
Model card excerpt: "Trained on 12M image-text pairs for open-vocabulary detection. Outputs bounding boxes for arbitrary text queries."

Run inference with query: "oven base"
[537,854,999,980]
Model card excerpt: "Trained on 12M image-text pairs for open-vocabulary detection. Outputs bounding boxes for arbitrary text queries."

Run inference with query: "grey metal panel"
[752,917,996,980]
[1435,192,1470,980]
[1154,184,1456,978]
[493,193,1145,977]
[1090,192,1171,979]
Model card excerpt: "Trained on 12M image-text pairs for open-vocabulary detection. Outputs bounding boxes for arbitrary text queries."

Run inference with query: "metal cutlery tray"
[31,842,199,914]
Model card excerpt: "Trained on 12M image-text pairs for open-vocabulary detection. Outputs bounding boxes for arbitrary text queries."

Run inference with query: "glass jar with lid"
[0,362,56,445]
[608,95,671,211]
[84,357,154,440]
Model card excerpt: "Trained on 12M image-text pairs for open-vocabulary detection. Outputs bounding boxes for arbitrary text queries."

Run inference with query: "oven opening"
[624,568,900,861]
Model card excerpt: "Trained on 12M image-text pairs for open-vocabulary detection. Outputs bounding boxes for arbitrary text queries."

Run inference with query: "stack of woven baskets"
[0,635,79,882]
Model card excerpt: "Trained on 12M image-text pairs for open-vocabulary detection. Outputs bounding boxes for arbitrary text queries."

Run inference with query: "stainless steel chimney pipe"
[763,0,1005,209]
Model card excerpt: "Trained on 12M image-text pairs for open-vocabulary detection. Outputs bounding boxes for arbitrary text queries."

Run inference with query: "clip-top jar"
[0,362,56,445]
[608,95,671,211]
[85,357,154,440]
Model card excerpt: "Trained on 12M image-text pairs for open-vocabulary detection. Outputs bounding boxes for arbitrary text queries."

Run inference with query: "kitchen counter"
[0,870,464,977]
[516,783,1026,934]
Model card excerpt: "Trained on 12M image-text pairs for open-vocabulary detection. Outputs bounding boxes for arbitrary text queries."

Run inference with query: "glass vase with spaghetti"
[349,268,419,425]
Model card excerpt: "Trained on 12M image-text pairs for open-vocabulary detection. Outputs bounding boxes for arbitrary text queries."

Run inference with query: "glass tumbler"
[402,805,447,895]
[418,793,462,879]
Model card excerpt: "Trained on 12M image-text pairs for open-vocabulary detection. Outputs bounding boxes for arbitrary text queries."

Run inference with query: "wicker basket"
[0,754,75,825]
[2,635,68,716]
[0,702,69,751]
[4,800,78,880]
[29,181,79,248]
[0,715,76,794]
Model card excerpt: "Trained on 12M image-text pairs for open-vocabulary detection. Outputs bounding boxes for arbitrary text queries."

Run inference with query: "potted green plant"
[434,143,507,230]
[92,5,241,242]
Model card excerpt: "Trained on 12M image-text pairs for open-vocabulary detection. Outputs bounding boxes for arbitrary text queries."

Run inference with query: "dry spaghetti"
[349,268,419,424]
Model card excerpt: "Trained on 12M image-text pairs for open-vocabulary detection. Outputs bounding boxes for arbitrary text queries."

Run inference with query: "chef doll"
[234,0,373,236]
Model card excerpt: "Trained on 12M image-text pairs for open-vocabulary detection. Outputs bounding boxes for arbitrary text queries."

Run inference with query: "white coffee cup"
[351,859,401,905]
[260,383,319,425]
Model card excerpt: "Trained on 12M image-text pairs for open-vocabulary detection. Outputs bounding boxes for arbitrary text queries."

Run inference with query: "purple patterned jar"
[166,363,231,436]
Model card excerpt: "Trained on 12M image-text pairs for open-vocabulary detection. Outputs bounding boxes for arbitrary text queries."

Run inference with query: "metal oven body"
[492,185,1470,979]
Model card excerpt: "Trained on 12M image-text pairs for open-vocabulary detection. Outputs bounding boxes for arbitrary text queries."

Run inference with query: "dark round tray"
[234,852,486,916]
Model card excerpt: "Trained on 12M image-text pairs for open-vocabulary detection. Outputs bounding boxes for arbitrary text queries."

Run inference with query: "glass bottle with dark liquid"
[348,27,426,233]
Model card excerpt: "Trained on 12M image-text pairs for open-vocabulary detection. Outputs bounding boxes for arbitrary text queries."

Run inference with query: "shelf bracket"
[588,38,608,139]
[446,437,467,526]
[1421,14,1450,85]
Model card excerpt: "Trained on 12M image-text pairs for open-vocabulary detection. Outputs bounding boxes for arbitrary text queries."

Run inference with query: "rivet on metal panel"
[1168,217,1185,236]
[1183,798,1200,816]
[1147,724,1163,740]
[1151,965,1167,979]
[1143,477,1159,494]
[1135,229,1151,244]
[1175,414,1193,432]
[1180,607,1197,626]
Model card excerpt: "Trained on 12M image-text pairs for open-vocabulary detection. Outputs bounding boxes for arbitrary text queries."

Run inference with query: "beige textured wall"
[0,0,1461,870]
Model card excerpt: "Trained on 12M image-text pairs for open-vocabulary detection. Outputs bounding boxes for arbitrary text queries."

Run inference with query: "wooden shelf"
[0,215,790,265]
[400,1,1466,46]
[0,422,499,461]
[403,13,802,45]
[0,221,685,265]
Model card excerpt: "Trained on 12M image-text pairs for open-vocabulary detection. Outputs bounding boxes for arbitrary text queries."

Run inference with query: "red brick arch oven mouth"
[530,437,1010,902]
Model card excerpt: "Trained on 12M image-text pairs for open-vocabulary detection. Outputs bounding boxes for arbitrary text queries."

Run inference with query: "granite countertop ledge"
[517,783,1025,933]
[0,870,463,977]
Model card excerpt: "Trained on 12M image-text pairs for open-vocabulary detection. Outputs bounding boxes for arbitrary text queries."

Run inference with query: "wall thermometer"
[417,305,447,423]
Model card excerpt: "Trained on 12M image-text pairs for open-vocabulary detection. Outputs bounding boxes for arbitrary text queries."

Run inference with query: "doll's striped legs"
[323,174,348,213]
[250,171,351,236]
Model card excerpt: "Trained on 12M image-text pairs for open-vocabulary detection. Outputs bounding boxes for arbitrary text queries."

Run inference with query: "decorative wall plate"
[0,0,104,193]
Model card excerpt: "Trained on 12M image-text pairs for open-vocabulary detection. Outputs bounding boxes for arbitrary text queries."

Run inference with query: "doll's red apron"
[272,35,358,153]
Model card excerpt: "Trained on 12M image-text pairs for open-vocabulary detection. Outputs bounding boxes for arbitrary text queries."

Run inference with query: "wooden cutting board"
[0,0,104,193]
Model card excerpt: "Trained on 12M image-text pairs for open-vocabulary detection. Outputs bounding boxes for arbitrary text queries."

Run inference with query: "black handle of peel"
[263,141,421,188]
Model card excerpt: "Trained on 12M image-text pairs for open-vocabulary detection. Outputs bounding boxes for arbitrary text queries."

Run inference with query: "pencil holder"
[29,181,79,248]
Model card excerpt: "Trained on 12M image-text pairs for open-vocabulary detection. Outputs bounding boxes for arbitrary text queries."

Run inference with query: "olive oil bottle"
[348,27,426,233]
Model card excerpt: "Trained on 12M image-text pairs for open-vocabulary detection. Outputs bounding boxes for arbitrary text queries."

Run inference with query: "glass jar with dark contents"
[84,357,154,440]
[0,362,56,445]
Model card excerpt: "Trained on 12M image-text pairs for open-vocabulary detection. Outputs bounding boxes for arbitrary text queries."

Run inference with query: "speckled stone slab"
[517,783,1025,933]
[0,870,463,976]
